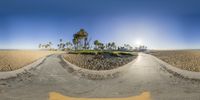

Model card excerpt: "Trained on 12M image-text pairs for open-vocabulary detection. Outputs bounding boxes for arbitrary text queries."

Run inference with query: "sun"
[135,39,143,46]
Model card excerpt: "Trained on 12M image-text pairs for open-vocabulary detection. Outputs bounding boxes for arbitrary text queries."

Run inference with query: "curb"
[61,54,137,80]
[148,54,200,80]
[0,56,46,80]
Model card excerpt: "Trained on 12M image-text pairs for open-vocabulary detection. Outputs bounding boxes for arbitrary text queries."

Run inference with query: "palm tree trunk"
[84,38,87,50]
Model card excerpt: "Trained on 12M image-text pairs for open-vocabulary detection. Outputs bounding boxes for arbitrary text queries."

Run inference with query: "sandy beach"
[0,50,63,72]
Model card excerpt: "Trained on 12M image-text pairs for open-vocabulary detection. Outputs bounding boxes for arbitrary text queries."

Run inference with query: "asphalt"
[0,53,200,100]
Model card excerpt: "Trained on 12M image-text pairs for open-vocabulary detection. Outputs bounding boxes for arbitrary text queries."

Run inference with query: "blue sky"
[0,0,200,49]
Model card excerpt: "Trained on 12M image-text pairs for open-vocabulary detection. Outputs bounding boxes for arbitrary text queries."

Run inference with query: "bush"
[68,50,137,57]
[68,51,79,54]
[108,52,120,57]
[68,50,97,55]
[118,52,134,56]
[79,51,97,55]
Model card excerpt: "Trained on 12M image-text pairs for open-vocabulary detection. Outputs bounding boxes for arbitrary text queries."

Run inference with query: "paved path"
[0,53,200,100]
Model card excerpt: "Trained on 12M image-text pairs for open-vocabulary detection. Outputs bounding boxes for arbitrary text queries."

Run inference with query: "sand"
[0,50,63,72]
[151,50,200,72]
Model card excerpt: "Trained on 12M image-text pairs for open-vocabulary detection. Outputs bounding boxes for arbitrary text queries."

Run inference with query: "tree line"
[38,29,147,51]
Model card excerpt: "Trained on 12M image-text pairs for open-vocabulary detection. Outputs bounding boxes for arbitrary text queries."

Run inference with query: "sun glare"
[135,39,143,46]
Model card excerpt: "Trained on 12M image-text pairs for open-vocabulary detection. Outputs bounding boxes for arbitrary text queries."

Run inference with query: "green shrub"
[68,51,79,54]
[79,51,97,55]
[68,50,137,56]
[118,52,133,56]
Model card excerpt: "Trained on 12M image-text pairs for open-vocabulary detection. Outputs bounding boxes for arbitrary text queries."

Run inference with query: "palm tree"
[57,39,66,50]
[66,41,73,50]
[85,37,92,50]
[94,40,100,49]
[138,45,147,52]
[45,44,49,49]
[49,42,52,45]
[61,43,65,50]
[48,42,53,49]
[98,43,105,50]
[73,38,78,50]
[84,37,88,49]
[107,43,111,50]
[75,29,88,49]
[38,44,42,49]
[111,42,116,50]
[106,42,113,50]
[93,40,105,50]
[57,44,60,49]
[123,44,133,51]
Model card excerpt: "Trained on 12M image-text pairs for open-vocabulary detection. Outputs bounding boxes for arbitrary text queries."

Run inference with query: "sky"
[0,0,200,49]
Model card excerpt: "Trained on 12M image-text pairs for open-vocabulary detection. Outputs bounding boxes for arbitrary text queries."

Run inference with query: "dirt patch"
[63,53,137,70]
[151,50,200,72]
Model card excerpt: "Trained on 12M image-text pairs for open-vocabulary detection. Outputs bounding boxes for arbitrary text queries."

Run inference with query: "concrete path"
[0,53,200,100]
